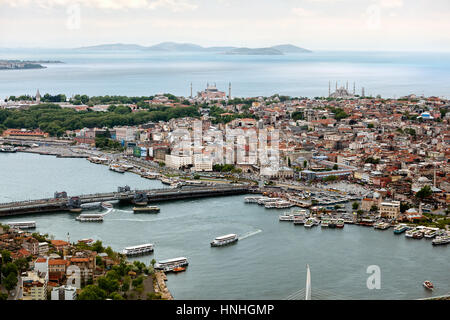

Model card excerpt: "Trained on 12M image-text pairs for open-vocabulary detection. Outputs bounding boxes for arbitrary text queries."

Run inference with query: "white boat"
[424,229,437,239]
[210,234,238,247]
[405,228,417,238]
[244,196,264,203]
[76,213,104,222]
[101,202,113,210]
[304,218,315,228]
[293,213,306,225]
[154,257,189,272]
[279,214,295,221]
[432,235,450,246]
[109,163,125,173]
[7,221,36,229]
[122,243,154,256]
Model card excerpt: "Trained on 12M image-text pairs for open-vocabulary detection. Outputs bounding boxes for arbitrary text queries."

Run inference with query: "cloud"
[292,7,314,17]
[379,0,403,8]
[0,0,198,11]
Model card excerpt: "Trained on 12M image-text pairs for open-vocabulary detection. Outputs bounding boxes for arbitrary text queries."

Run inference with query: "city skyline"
[1,0,450,51]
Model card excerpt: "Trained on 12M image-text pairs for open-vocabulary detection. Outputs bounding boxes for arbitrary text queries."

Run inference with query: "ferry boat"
[321,219,330,227]
[109,163,125,173]
[257,197,281,205]
[154,257,189,272]
[133,206,160,214]
[244,196,264,203]
[423,280,434,291]
[328,219,337,228]
[279,214,295,221]
[359,218,375,227]
[405,228,417,238]
[78,238,94,245]
[374,222,390,230]
[119,164,134,171]
[293,214,306,225]
[432,235,450,246]
[424,229,437,239]
[76,213,104,222]
[336,219,345,228]
[160,177,173,185]
[122,243,154,256]
[0,145,17,153]
[7,221,36,229]
[210,234,239,247]
[393,224,409,234]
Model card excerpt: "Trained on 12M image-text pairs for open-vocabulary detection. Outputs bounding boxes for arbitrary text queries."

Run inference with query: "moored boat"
[393,224,409,234]
[133,206,160,213]
[154,257,189,272]
[7,221,36,229]
[279,214,295,221]
[424,229,437,239]
[432,235,450,246]
[336,219,345,228]
[412,231,424,239]
[109,163,125,173]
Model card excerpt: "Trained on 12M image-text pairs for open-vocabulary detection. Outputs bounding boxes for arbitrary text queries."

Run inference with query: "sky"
[0,0,449,51]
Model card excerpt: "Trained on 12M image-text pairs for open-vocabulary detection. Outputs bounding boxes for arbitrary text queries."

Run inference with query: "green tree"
[352,202,360,211]
[4,272,18,292]
[416,185,432,199]
[78,285,107,300]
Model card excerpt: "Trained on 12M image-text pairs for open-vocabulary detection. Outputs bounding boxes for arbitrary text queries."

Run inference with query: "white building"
[379,201,401,219]
[165,154,192,169]
[22,271,48,300]
[192,155,213,172]
[51,285,77,300]
[38,242,49,255]
[34,257,48,274]
[114,126,137,142]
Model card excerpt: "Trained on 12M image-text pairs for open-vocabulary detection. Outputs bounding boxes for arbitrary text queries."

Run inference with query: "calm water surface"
[0,153,448,299]
[0,49,449,98]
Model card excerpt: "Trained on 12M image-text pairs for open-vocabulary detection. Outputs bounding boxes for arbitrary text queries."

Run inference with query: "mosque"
[328,81,361,99]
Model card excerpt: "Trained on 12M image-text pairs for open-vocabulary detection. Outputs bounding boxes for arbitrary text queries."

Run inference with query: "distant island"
[76,42,312,55]
[0,60,63,70]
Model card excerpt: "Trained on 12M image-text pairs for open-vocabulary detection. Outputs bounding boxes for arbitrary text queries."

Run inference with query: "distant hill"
[146,42,205,52]
[75,42,311,54]
[76,43,148,51]
[225,47,284,55]
[270,44,311,53]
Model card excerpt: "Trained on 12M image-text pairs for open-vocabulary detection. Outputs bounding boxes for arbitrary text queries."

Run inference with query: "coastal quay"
[154,271,174,300]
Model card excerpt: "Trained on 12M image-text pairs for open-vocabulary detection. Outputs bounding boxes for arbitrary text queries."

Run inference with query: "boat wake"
[239,229,262,240]
[101,208,113,216]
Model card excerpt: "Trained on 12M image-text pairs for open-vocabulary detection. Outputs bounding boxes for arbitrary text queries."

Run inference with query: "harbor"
[0,152,448,300]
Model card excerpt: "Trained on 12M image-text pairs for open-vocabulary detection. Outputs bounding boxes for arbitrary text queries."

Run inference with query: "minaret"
[346,81,348,91]
[190,82,193,98]
[335,81,338,90]
[36,89,41,103]
[328,81,331,97]
[228,82,232,100]
[433,164,436,188]
[362,87,365,97]
[353,82,356,95]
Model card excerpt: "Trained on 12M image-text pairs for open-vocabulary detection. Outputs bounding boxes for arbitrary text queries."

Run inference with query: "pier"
[0,185,251,217]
